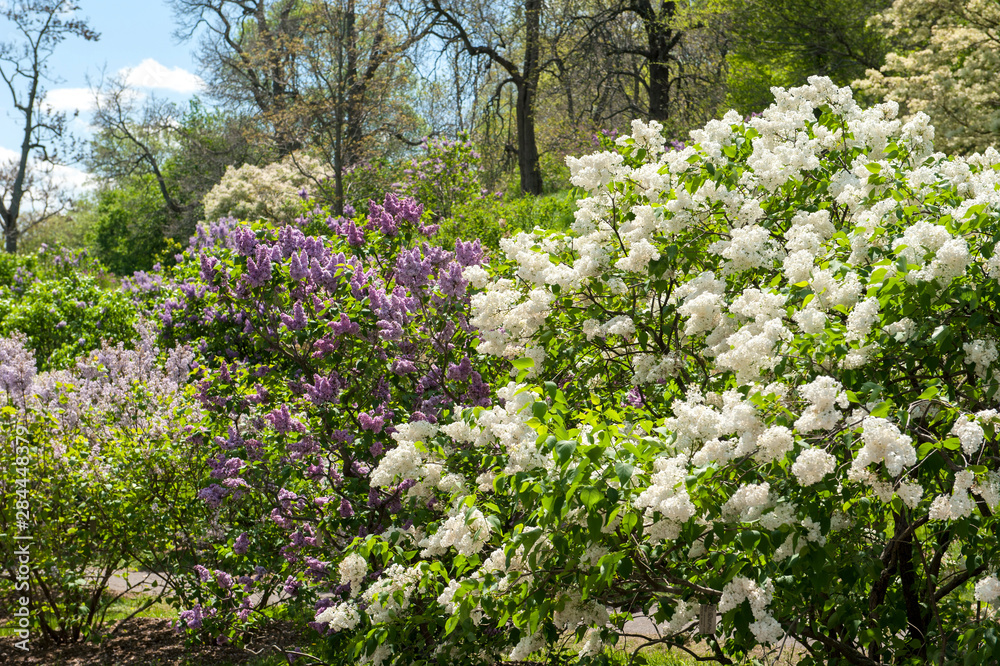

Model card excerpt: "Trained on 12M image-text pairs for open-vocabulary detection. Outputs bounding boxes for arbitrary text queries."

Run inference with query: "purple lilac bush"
[143,193,499,648]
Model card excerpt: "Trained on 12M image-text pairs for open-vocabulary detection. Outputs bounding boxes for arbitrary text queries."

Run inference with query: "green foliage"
[395,133,492,221]
[724,0,892,114]
[0,273,137,370]
[438,190,577,251]
[0,341,209,644]
[18,200,99,255]
[93,175,173,275]
[0,252,35,288]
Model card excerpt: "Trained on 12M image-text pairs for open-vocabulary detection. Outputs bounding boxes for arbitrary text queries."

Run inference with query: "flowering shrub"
[0,273,137,371]
[0,246,135,370]
[0,325,208,643]
[203,153,337,224]
[319,77,1000,665]
[438,192,577,253]
[152,193,498,647]
[858,0,1000,154]
[394,133,498,222]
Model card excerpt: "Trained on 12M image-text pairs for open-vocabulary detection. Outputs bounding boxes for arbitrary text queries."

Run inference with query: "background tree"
[857,0,1000,154]
[170,0,305,158]
[169,0,430,214]
[724,0,891,114]
[0,0,98,253]
[87,79,260,273]
[426,0,550,195]
[285,0,430,213]
[579,0,730,129]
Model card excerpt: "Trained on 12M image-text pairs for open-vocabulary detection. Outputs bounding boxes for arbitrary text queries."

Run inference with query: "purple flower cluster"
[366,193,424,237]
[177,604,217,630]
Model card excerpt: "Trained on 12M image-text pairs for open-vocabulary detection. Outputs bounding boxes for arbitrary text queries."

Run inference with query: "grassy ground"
[611,635,807,666]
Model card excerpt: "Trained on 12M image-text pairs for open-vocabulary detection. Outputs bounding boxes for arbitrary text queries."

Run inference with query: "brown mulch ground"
[0,618,311,666]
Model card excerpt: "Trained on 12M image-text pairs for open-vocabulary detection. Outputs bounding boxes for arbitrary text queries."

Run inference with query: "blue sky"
[0,0,206,189]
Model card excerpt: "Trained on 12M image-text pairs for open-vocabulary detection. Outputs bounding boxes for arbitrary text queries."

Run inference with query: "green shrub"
[93,176,172,275]
[437,190,577,250]
[0,273,137,371]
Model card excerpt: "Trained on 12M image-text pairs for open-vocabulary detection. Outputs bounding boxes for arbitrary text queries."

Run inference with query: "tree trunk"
[515,83,543,195]
[647,59,671,123]
[517,0,543,195]
[334,102,345,217]
[5,225,18,254]
[644,1,678,123]
[343,0,362,165]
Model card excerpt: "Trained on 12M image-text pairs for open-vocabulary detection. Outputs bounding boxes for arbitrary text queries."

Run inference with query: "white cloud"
[42,58,201,118]
[0,145,92,195]
[43,87,97,113]
[50,163,92,192]
[122,58,204,94]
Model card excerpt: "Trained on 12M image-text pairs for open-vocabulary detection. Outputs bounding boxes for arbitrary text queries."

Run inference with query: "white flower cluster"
[773,515,827,561]
[370,421,439,487]
[755,426,795,463]
[893,221,970,284]
[850,417,917,479]
[582,315,635,340]
[665,389,764,463]
[896,480,923,509]
[794,376,850,432]
[963,339,998,379]
[362,564,422,624]
[676,271,726,336]
[339,553,367,597]
[722,482,771,522]
[951,415,985,456]
[791,447,836,486]
[567,151,627,192]
[203,152,335,222]
[975,575,1000,605]
[657,599,698,636]
[718,577,783,644]
[846,297,880,341]
[884,318,916,342]
[315,601,361,632]
[709,224,781,274]
[435,576,484,626]
[553,593,610,631]
[419,502,491,557]
[471,278,553,365]
[619,118,668,155]
[635,454,695,542]
[929,470,976,521]
[631,352,682,385]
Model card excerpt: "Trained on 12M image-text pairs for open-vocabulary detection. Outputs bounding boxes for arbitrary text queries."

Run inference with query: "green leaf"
[918,386,939,400]
[869,401,891,418]
[555,440,577,463]
[531,401,548,419]
[587,510,604,537]
[581,487,603,510]
[615,462,634,486]
[510,357,535,370]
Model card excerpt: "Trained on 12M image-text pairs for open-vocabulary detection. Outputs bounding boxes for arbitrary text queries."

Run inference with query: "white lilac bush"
[329,77,1000,665]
